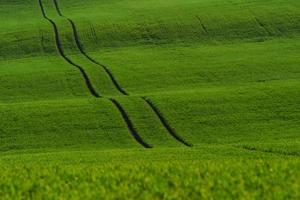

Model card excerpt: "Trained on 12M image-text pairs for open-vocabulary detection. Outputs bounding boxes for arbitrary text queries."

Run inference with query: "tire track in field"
[110,98,152,148]
[143,97,192,147]
[52,0,192,147]
[53,0,128,96]
[38,0,100,97]
[38,0,150,149]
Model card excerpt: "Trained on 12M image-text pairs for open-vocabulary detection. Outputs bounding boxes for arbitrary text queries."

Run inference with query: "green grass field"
[0,0,299,198]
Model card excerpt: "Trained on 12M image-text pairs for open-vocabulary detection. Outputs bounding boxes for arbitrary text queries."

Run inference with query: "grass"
[0,0,299,198]
[96,39,300,94]
[0,159,299,199]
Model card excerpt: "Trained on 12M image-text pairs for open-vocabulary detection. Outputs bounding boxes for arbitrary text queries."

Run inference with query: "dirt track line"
[52,0,128,96]
[52,0,63,16]
[110,98,153,148]
[39,0,150,148]
[142,97,192,147]
[51,0,191,147]
[38,0,100,98]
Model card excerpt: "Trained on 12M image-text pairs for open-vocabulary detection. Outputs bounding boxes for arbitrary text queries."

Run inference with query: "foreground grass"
[0,159,299,199]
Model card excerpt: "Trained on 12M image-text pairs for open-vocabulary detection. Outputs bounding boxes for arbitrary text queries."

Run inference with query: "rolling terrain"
[0,0,299,198]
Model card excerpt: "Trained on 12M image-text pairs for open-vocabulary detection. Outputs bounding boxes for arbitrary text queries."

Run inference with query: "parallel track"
[38,0,150,148]
[47,0,192,147]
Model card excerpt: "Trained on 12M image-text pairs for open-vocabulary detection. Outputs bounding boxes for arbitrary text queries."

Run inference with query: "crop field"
[0,0,299,199]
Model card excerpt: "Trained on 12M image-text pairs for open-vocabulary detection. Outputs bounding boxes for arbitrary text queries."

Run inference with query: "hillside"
[0,0,299,198]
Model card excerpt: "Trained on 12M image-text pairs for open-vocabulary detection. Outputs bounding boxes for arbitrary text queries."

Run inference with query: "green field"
[0,0,299,198]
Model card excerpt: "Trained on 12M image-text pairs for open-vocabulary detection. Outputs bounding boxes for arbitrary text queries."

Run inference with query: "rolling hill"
[0,0,299,198]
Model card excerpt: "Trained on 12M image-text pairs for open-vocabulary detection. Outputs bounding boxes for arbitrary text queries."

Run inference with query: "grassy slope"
[0,0,300,198]
[0,0,299,159]
[0,0,140,152]
[59,0,300,48]
[59,0,300,151]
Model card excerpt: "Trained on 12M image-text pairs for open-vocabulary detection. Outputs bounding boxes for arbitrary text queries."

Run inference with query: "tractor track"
[38,0,151,149]
[142,97,192,147]
[50,0,192,147]
[53,0,128,96]
[110,98,152,148]
[38,0,100,98]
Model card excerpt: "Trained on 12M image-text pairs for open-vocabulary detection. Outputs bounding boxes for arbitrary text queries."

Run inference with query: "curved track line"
[51,0,191,148]
[53,0,128,96]
[39,0,150,149]
[38,0,100,98]
[39,0,150,148]
[142,97,192,147]
[110,99,153,148]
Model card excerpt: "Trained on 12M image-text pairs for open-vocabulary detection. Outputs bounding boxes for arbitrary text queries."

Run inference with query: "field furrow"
[53,0,129,96]
[142,97,192,147]
[50,0,192,147]
[38,0,100,97]
[109,98,153,148]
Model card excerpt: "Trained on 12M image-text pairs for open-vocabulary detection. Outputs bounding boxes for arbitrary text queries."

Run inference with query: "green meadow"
[0,0,299,198]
